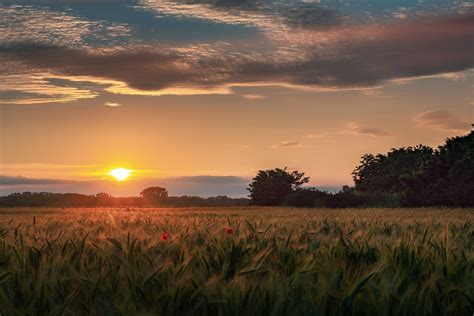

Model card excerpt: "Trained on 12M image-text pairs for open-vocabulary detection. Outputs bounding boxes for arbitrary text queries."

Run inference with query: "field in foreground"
[0,207,472,315]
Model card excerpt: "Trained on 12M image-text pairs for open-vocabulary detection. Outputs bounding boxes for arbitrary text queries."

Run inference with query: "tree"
[352,145,433,194]
[351,131,473,207]
[248,167,309,206]
[140,186,168,204]
[95,192,113,206]
[402,131,474,206]
[96,192,112,199]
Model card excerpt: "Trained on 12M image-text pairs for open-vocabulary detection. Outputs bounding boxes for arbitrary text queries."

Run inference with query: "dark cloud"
[183,0,257,7]
[147,175,250,196]
[414,110,471,131]
[187,0,346,28]
[0,44,187,91]
[278,3,345,29]
[0,175,79,186]
[2,0,131,4]
[1,14,473,94]
[165,175,248,184]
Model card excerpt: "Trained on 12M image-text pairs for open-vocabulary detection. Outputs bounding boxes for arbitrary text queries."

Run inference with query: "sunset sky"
[0,0,473,197]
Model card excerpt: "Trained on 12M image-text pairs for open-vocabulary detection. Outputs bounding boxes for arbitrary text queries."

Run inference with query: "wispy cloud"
[140,0,344,44]
[242,94,265,100]
[346,123,392,137]
[105,101,121,107]
[272,141,302,148]
[0,4,131,48]
[306,122,391,139]
[0,73,98,104]
[413,110,471,132]
[224,144,249,148]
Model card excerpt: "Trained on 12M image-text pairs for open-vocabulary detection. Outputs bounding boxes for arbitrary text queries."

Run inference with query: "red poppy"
[160,232,170,241]
[224,227,234,235]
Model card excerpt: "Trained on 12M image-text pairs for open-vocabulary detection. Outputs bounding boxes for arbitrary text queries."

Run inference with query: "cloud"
[1,14,473,103]
[163,175,248,184]
[346,123,392,137]
[0,73,98,104]
[140,0,345,38]
[413,110,471,131]
[105,101,121,107]
[0,175,79,186]
[0,45,187,91]
[0,4,131,48]
[306,122,391,138]
[242,94,265,100]
[361,89,382,96]
[272,141,302,148]
[224,144,249,148]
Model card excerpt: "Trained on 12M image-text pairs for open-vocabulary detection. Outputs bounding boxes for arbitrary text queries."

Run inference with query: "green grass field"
[0,207,472,315]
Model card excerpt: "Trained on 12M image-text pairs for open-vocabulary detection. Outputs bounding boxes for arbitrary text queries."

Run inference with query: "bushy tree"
[95,192,113,206]
[402,131,474,206]
[352,145,433,194]
[248,167,309,205]
[140,186,168,203]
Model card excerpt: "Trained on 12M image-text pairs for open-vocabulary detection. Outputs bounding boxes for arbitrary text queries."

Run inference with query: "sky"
[0,0,473,197]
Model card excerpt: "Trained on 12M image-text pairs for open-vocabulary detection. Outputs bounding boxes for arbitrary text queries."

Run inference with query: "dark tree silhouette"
[283,188,329,207]
[95,192,113,206]
[96,192,112,199]
[402,131,474,206]
[351,131,473,207]
[140,186,169,202]
[0,191,248,207]
[248,167,309,205]
[352,145,433,194]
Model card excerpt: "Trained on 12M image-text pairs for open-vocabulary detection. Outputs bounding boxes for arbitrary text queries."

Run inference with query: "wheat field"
[0,207,472,315]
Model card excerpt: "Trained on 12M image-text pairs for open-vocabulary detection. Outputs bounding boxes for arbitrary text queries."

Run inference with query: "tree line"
[1,131,472,208]
[0,191,249,207]
[248,131,473,207]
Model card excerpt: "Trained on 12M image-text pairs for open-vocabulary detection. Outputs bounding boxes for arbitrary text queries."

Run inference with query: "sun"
[109,168,131,181]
